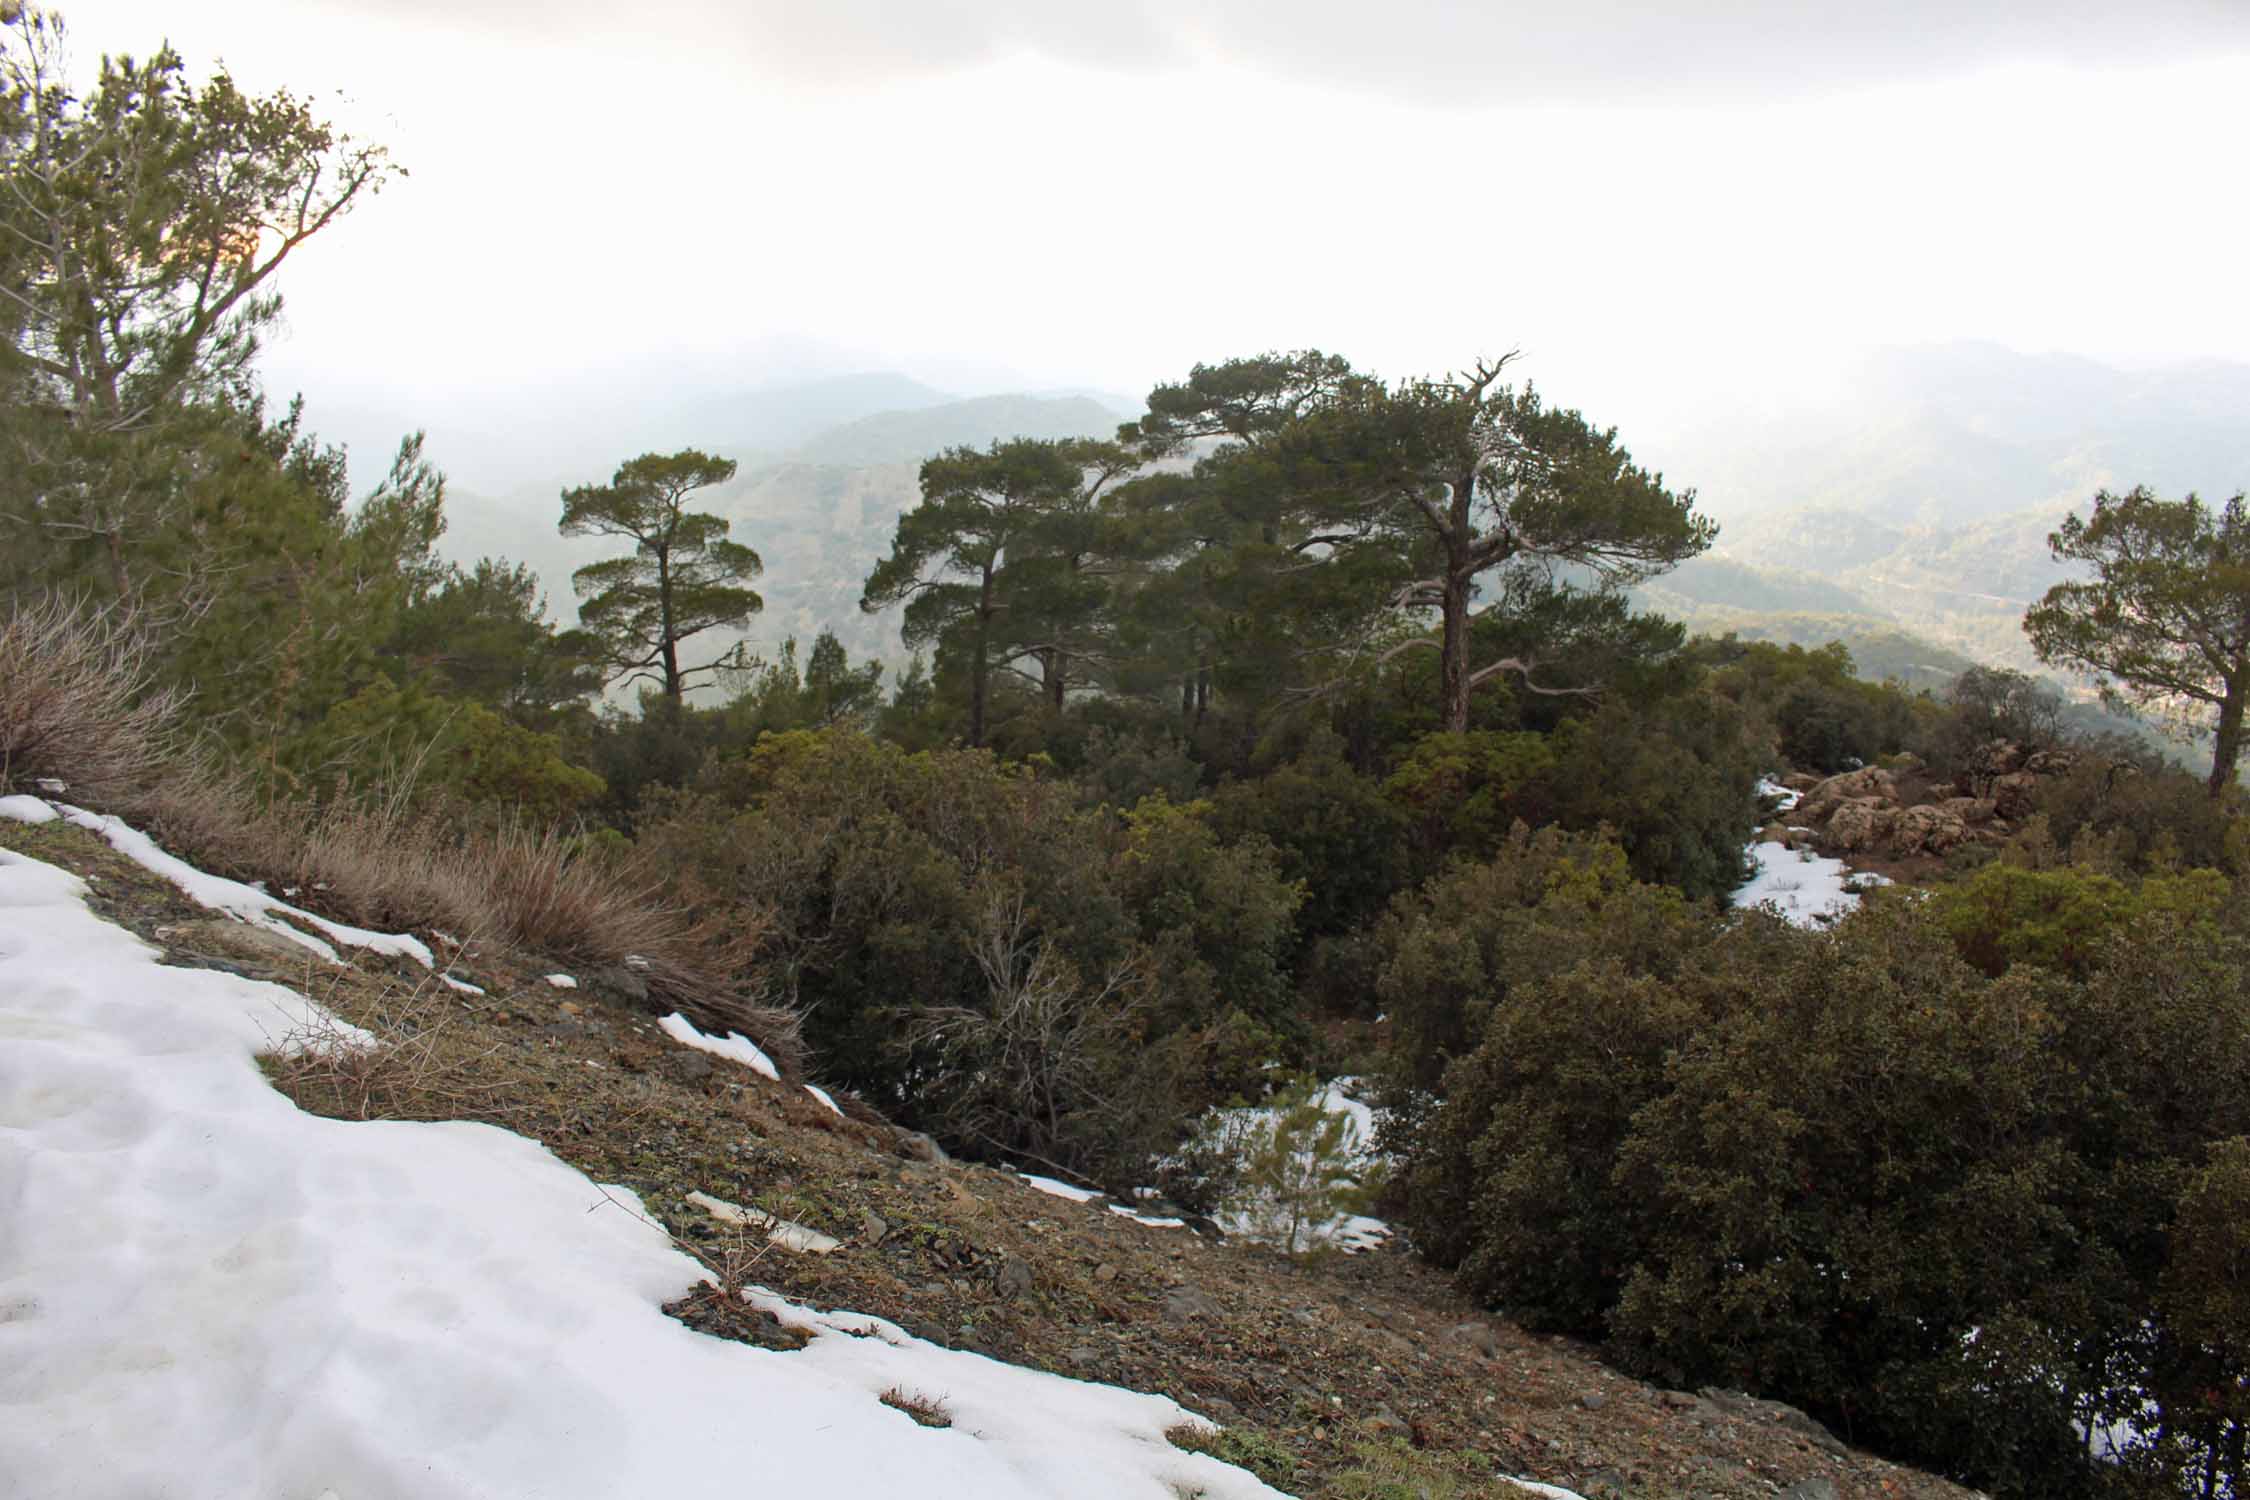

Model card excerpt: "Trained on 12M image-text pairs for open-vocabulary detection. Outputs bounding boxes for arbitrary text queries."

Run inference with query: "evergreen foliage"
[560,450,762,703]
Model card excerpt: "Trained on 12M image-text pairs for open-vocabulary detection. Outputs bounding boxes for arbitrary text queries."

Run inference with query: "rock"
[1826,798,1899,852]
[858,1210,889,1245]
[1065,1344,1104,1368]
[1093,1262,1119,1284]
[557,1000,583,1017]
[1361,1406,1408,1437]
[1780,1480,1839,1500]
[1697,1387,1847,1455]
[1939,795,2000,826]
[1162,1285,1223,1322]
[1758,822,1792,845]
[1445,1320,1502,1358]
[591,962,649,1003]
[1579,1391,1607,1411]
[898,1131,948,1165]
[669,1052,715,1086]
[1659,1388,1699,1409]
[993,1256,1036,1301]
[1891,802,1972,856]
[1799,766,1896,823]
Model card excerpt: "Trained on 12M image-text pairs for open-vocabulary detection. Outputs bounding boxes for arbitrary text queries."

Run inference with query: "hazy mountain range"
[428,342,2250,712]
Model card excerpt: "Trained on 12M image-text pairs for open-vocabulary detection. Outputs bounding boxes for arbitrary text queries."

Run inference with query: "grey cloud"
[328,0,2250,99]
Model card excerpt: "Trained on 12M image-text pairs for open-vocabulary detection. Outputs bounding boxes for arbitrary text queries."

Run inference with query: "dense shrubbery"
[635,730,1301,1182]
[1390,879,2250,1498]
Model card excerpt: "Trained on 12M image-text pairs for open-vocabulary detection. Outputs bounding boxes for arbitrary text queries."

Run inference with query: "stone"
[1799,766,1896,823]
[591,962,649,1003]
[859,1210,889,1245]
[993,1256,1036,1301]
[1579,1392,1607,1411]
[1446,1320,1502,1357]
[669,1052,715,1086]
[1826,799,1899,852]
[898,1131,948,1165]
[1162,1285,1222,1322]
[1659,1389,1698,1409]
[1891,802,1972,856]
[1780,1480,1839,1500]
[1093,1262,1119,1283]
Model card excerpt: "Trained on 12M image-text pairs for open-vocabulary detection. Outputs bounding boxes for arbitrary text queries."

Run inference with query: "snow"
[657,1010,781,1081]
[1107,1204,1188,1229]
[3,796,440,969]
[1730,840,1876,926]
[545,972,579,989]
[804,1082,845,1117]
[1188,1077,1394,1254]
[1021,1172,1103,1204]
[1731,774,1891,928]
[0,836,1295,1500]
[1754,775,1802,813]
[0,793,57,823]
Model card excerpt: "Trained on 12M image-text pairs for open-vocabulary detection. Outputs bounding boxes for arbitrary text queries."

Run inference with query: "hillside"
[440,390,1139,684]
[0,794,1986,1500]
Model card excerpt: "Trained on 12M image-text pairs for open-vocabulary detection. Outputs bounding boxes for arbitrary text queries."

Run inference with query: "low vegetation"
[7,6,2250,1495]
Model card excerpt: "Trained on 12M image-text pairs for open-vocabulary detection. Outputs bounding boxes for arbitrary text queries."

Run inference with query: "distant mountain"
[713,372,956,458]
[1671,342,2250,527]
[787,394,1137,467]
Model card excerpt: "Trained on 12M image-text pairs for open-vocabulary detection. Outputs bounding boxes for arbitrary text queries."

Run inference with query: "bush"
[641,730,1303,1182]
[2028,750,2241,876]
[1370,824,1704,1094]
[0,598,180,801]
[1397,888,2250,1497]
[1930,861,2229,977]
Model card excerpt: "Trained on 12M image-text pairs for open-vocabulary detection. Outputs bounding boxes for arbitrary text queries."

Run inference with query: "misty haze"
[5,5,2249,1500]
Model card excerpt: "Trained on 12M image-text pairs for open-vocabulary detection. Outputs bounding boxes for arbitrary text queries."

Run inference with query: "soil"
[3,814,1989,1500]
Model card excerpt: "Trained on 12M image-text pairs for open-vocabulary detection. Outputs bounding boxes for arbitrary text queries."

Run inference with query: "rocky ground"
[2,813,1990,1500]
[1760,741,2077,883]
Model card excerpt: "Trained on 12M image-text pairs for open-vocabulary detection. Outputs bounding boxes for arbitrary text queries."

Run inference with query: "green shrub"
[1370,824,1703,1094]
[1930,861,2228,977]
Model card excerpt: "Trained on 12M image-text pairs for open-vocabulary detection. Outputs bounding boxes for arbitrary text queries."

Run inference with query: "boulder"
[1799,766,1896,823]
[1891,803,1972,856]
[1938,796,2000,826]
[1826,799,1898,853]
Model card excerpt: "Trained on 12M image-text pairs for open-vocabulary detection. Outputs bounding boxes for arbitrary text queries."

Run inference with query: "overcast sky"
[73,0,2250,488]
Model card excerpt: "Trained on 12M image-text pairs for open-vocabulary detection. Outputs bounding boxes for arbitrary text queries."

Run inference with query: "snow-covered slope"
[0,816,1293,1499]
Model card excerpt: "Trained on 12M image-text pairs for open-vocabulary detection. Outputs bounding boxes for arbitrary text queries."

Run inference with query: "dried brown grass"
[0,597,181,801]
[2,598,800,1072]
[126,775,803,1073]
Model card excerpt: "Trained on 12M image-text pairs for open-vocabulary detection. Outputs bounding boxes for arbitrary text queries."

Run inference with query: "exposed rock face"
[1787,739,2074,862]
[1797,767,1896,824]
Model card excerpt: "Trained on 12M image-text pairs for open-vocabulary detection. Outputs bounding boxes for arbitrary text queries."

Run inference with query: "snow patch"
[1020,1173,1103,1204]
[657,1010,780,1081]
[0,842,1292,1500]
[0,793,58,824]
[51,802,436,967]
[545,973,579,989]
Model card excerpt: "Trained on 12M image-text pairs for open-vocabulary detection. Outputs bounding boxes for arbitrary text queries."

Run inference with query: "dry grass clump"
[0,598,181,801]
[0,598,799,1072]
[878,1387,953,1428]
[261,967,514,1125]
[127,776,803,1072]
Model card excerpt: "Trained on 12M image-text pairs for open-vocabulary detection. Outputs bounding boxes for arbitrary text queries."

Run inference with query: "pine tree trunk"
[1440,567,1472,735]
[1044,648,1065,710]
[2209,681,2244,798]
